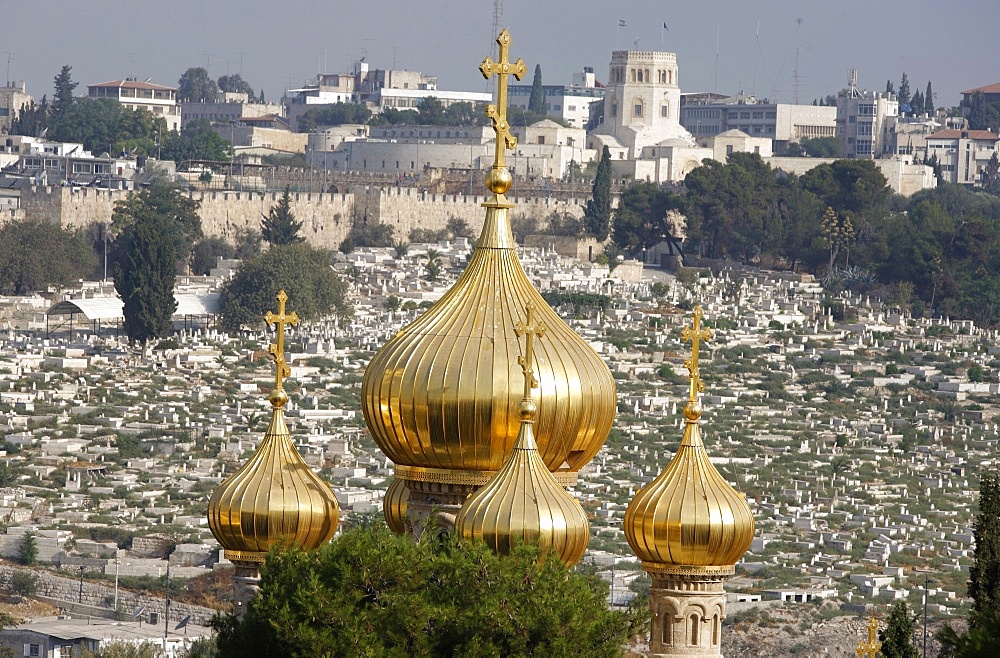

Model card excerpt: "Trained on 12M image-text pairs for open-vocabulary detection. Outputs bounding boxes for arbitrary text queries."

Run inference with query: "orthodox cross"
[680,305,712,402]
[854,616,881,658]
[514,302,546,399]
[265,290,299,391]
[479,28,526,169]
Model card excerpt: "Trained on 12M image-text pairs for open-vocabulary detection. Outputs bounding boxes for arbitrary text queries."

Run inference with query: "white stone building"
[508,67,605,129]
[86,79,181,132]
[836,72,899,159]
[925,128,1000,185]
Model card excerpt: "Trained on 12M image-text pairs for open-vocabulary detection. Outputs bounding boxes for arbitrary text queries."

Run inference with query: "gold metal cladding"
[207,291,339,556]
[265,290,299,395]
[383,478,410,535]
[208,407,341,555]
[455,305,590,567]
[394,465,578,487]
[623,307,754,568]
[681,305,711,409]
[480,28,526,174]
[223,550,267,565]
[361,207,617,476]
[642,563,735,577]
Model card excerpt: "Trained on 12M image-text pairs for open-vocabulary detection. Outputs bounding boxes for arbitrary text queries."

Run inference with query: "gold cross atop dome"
[265,290,299,396]
[480,29,526,194]
[514,302,546,399]
[855,616,882,658]
[681,306,712,404]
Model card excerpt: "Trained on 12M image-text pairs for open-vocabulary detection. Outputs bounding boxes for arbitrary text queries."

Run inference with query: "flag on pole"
[619,19,627,27]
[663,22,669,31]
[175,615,191,630]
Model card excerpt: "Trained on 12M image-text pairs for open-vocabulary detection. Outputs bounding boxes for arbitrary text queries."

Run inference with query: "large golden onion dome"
[361,31,615,489]
[208,291,340,563]
[624,307,754,569]
[455,304,590,566]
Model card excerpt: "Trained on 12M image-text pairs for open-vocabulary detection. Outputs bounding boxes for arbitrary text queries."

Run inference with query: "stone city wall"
[18,185,589,249]
[0,565,218,626]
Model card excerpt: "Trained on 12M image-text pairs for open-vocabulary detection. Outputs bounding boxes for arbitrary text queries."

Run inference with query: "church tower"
[624,307,754,656]
[362,29,616,538]
[593,50,694,156]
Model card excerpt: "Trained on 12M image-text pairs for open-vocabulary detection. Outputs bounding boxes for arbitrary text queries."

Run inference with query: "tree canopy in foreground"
[213,525,642,658]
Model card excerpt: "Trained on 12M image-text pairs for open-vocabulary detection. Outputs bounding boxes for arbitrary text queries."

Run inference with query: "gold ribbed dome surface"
[383,477,409,535]
[624,307,754,569]
[362,30,615,486]
[207,291,340,562]
[455,305,590,566]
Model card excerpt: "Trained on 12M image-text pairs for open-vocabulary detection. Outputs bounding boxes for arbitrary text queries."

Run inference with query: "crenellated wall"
[18,185,588,249]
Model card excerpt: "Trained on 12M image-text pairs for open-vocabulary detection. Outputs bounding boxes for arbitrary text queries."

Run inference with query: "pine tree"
[528,64,545,115]
[885,80,895,95]
[898,73,911,106]
[113,195,178,347]
[18,532,37,566]
[261,186,304,245]
[879,600,919,658]
[51,65,78,124]
[583,146,612,241]
[925,80,935,115]
[911,91,923,116]
[970,471,1000,630]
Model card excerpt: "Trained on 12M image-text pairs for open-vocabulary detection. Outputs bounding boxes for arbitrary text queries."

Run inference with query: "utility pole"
[923,575,929,658]
[164,560,171,642]
[78,566,84,603]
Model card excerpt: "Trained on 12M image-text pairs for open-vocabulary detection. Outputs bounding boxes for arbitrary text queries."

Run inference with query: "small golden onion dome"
[456,397,590,566]
[383,477,410,535]
[207,290,340,562]
[624,307,754,568]
[361,203,616,477]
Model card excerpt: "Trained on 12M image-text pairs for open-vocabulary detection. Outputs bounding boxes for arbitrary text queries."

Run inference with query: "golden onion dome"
[208,291,340,563]
[456,309,589,566]
[361,30,615,487]
[383,477,410,535]
[624,307,754,569]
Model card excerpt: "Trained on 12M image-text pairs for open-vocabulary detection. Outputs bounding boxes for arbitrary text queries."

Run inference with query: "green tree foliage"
[9,96,49,137]
[213,526,635,658]
[789,136,840,158]
[261,187,304,245]
[113,209,177,346]
[528,64,545,114]
[49,98,167,155]
[0,219,97,294]
[584,146,612,240]
[296,103,372,132]
[216,74,254,96]
[898,73,911,106]
[159,118,234,163]
[218,244,351,331]
[925,80,935,114]
[18,533,38,566]
[416,96,445,124]
[51,65,78,123]
[367,107,421,126]
[177,67,218,103]
[965,92,1000,132]
[113,180,203,267]
[339,222,395,253]
[970,471,1000,628]
[878,600,919,658]
[612,181,685,256]
[684,152,784,261]
[190,238,235,276]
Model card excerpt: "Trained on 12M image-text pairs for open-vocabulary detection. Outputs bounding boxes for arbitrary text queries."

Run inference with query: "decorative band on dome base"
[224,549,267,565]
[641,563,735,576]
[395,464,578,487]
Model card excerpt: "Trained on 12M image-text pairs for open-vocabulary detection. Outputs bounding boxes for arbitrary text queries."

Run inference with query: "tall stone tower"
[593,50,694,156]
[624,307,755,656]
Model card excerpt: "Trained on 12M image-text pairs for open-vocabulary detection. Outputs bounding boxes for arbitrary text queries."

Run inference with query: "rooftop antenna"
[713,26,719,94]
[492,0,503,60]
[3,51,13,88]
[752,19,759,96]
[792,19,804,104]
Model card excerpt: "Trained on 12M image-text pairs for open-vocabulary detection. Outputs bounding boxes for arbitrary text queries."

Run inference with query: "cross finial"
[514,302,546,399]
[480,29,527,172]
[264,290,299,393]
[681,306,712,403]
[854,616,882,658]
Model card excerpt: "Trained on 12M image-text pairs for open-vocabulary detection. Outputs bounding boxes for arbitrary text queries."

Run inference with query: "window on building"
[740,111,751,119]
[752,111,764,119]
[634,104,643,118]
[849,116,856,124]
[726,145,734,155]
[661,105,668,118]
[611,103,617,117]
[27,645,40,657]
[537,136,545,145]
[637,70,644,83]
[568,105,576,111]
[689,614,700,646]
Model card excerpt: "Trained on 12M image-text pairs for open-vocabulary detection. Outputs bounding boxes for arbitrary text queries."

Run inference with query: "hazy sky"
[4,1,998,110]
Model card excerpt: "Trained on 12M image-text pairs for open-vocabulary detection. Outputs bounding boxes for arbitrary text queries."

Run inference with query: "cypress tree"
[114,207,177,346]
[879,600,919,658]
[970,471,1000,630]
[528,64,545,115]
[261,186,304,245]
[925,80,935,115]
[898,73,911,106]
[584,146,612,241]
